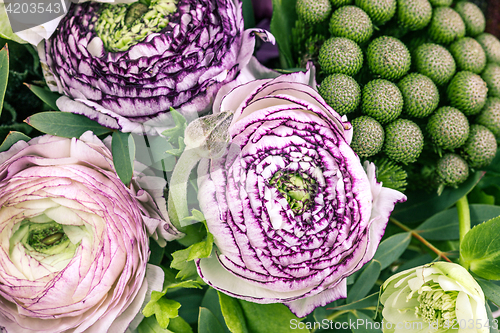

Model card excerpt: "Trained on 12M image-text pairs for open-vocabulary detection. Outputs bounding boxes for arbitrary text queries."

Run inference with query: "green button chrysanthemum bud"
[413,43,456,86]
[318,37,364,76]
[396,0,433,31]
[331,0,353,5]
[367,36,411,80]
[461,124,497,168]
[318,74,361,115]
[350,116,385,158]
[362,79,403,124]
[383,119,424,164]
[454,1,486,37]
[449,37,486,74]
[481,63,500,98]
[428,0,452,6]
[398,73,439,118]
[426,106,469,150]
[381,262,488,333]
[476,97,500,139]
[476,33,500,65]
[296,0,332,25]
[329,6,373,44]
[96,0,177,52]
[447,71,488,116]
[428,7,466,44]
[436,153,469,186]
[354,0,396,26]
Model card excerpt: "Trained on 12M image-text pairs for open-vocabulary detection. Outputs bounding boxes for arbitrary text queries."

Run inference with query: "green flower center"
[415,284,458,326]
[9,219,87,273]
[269,171,317,215]
[95,0,178,52]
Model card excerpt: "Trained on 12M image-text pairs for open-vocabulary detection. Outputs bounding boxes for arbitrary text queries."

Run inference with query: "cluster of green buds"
[293,0,500,192]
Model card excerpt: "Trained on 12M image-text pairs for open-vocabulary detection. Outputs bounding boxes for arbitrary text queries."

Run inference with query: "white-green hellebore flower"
[380,262,488,333]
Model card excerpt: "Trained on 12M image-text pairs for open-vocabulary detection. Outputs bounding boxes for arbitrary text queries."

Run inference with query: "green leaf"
[137,315,171,333]
[167,316,193,333]
[24,84,60,110]
[0,131,30,152]
[162,108,187,143]
[0,44,8,115]
[218,292,249,333]
[461,216,500,280]
[348,311,382,333]
[395,254,433,273]
[201,288,231,333]
[326,293,379,311]
[373,232,411,270]
[112,131,135,186]
[143,291,182,328]
[476,279,500,307]
[486,303,499,333]
[237,300,309,333]
[187,232,213,261]
[171,223,214,280]
[242,0,255,30]
[347,260,381,303]
[0,4,26,43]
[416,204,500,240]
[392,171,483,223]
[25,111,112,138]
[270,0,298,69]
[166,136,186,157]
[198,307,225,333]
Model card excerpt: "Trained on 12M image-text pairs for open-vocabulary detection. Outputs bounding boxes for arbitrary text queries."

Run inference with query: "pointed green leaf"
[167,316,193,333]
[25,84,60,110]
[0,44,8,115]
[112,131,135,186]
[476,279,500,307]
[201,288,230,333]
[392,172,483,223]
[270,0,297,69]
[461,216,500,280]
[171,247,200,281]
[198,307,225,333]
[0,5,26,43]
[347,260,381,303]
[486,303,499,333]
[162,108,187,142]
[137,316,172,333]
[143,292,181,328]
[373,232,411,270]
[0,131,30,152]
[187,233,213,261]
[327,292,379,311]
[416,204,500,240]
[237,300,309,333]
[25,111,112,137]
[218,292,249,333]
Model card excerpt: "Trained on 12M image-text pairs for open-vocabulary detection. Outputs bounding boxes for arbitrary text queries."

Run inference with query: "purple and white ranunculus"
[0,132,181,333]
[194,70,407,317]
[39,0,273,135]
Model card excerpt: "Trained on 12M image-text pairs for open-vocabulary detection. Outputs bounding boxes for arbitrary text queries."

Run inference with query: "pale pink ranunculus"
[0,132,180,333]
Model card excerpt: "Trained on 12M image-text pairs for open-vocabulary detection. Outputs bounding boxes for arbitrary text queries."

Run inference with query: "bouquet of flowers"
[1,0,500,332]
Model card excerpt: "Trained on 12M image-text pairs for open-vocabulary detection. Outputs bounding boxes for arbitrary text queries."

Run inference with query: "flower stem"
[390,217,453,263]
[457,195,471,268]
[167,149,201,232]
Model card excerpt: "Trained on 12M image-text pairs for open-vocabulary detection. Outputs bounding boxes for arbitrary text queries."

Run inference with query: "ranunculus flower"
[380,262,488,333]
[39,0,273,134]
[0,132,180,333]
[194,70,407,317]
